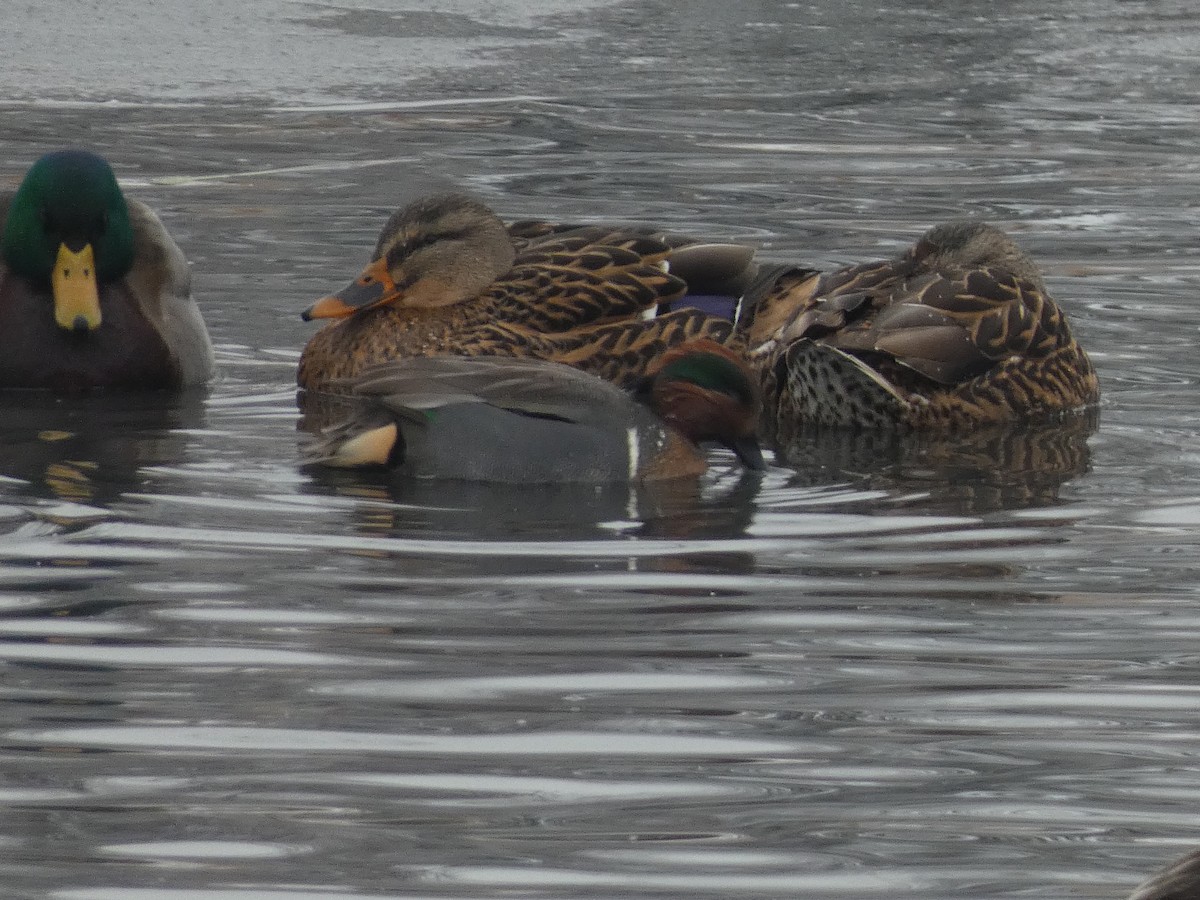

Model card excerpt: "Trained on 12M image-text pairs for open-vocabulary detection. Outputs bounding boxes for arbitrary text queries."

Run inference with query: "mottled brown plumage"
[738,222,1099,438]
[1126,847,1200,900]
[297,193,752,392]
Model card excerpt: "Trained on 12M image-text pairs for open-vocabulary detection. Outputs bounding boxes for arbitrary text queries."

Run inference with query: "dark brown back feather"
[739,221,1098,430]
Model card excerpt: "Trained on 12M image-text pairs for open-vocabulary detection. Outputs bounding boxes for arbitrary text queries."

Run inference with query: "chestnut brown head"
[639,339,764,469]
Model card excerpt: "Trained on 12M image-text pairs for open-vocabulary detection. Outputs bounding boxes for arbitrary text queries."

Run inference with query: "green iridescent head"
[2,150,134,332]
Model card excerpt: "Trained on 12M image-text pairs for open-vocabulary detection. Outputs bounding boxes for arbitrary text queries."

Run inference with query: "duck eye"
[401,233,436,256]
[94,211,108,235]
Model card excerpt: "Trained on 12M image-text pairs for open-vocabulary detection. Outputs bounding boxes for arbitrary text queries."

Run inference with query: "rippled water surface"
[2,1,1200,898]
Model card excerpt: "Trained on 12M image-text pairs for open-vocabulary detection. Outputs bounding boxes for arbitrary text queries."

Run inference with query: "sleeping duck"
[738,222,1099,438]
[297,192,753,393]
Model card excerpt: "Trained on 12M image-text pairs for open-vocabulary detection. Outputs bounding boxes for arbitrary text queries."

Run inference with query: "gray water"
[0,1,1198,898]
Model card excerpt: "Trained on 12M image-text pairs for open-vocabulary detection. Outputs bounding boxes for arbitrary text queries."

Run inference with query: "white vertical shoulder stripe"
[626,426,639,480]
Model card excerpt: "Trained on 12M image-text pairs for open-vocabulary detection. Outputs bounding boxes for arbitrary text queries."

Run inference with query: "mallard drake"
[0,150,213,391]
[297,193,752,393]
[301,339,764,482]
[737,222,1099,438]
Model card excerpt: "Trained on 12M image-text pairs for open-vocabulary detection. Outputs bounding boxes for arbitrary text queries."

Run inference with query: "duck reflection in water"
[301,464,762,550]
[0,392,206,504]
[771,408,1097,514]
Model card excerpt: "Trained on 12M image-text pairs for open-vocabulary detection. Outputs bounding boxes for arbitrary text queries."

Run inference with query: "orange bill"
[52,243,102,332]
[302,257,400,321]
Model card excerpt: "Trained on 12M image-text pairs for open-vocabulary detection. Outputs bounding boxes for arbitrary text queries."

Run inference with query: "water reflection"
[0,391,206,505]
[301,459,762,541]
[772,409,1098,514]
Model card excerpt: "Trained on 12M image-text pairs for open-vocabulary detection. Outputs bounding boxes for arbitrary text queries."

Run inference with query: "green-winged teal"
[302,339,764,482]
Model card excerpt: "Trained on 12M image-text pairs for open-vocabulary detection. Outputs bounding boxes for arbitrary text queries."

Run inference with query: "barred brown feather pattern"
[511,230,673,267]
[551,311,738,389]
[814,256,910,298]
[298,294,739,394]
[914,268,1072,361]
[916,344,1098,428]
[737,221,1099,431]
[737,267,821,346]
[482,264,683,332]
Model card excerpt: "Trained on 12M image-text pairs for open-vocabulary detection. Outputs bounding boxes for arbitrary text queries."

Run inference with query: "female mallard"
[737,222,1099,438]
[302,339,764,482]
[297,193,753,393]
[0,150,213,390]
[1127,846,1200,900]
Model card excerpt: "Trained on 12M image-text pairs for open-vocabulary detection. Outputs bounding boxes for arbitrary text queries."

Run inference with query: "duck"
[1127,846,1200,900]
[301,339,764,482]
[736,222,1099,439]
[297,192,753,393]
[0,149,214,391]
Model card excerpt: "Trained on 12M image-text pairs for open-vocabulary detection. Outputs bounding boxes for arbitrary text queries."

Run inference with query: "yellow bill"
[52,243,102,332]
